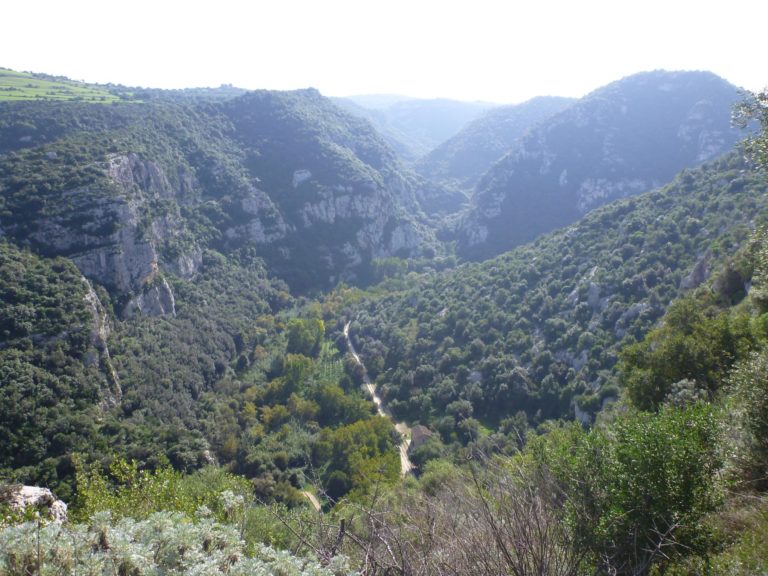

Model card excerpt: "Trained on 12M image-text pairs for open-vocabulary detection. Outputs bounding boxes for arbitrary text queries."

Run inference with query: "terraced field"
[0,67,122,102]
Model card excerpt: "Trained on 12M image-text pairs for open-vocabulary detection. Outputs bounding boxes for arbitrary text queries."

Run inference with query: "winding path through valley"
[344,321,414,477]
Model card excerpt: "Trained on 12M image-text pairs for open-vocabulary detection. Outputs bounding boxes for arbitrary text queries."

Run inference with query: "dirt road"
[344,321,414,476]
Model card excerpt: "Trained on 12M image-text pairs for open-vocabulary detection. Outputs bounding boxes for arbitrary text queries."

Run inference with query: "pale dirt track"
[344,321,414,476]
[301,490,321,511]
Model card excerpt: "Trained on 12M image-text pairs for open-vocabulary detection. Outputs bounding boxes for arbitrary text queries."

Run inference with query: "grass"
[0,67,124,102]
[316,340,345,384]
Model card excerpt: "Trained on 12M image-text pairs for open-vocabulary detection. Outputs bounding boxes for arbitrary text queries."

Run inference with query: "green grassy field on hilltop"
[0,67,123,102]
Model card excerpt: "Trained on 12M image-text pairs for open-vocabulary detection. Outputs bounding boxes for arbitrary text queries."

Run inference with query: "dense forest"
[349,152,767,437]
[1,68,767,575]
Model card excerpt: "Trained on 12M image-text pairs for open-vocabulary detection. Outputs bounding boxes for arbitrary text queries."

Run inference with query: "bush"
[0,511,354,576]
[529,403,722,573]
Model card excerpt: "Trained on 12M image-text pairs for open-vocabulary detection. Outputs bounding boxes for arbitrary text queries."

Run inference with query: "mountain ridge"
[415,95,575,191]
[457,70,745,259]
[0,87,440,300]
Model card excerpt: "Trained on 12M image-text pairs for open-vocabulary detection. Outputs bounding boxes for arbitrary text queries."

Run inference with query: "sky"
[2,0,766,104]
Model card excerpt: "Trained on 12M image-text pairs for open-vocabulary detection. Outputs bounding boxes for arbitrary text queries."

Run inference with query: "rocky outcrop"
[2,90,435,296]
[13,154,203,315]
[217,89,433,288]
[82,278,122,405]
[1,485,68,522]
[681,251,712,290]
[164,247,203,280]
[123,277,176,318]
[224,189,290,244]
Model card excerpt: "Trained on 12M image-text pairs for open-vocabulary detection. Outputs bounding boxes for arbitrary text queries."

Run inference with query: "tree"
[620,296,756,410]
[286,318,324,357]
[729,350,768,489]
[529,403,722,573]
[734,88,768,170]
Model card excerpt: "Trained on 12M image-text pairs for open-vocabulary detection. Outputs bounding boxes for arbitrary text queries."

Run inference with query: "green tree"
[286,318,324,357]
[620,296,756,410]
[313,417,399,500]
[729,349,768,489]
[529,403,722,573]
[734,88,768,170]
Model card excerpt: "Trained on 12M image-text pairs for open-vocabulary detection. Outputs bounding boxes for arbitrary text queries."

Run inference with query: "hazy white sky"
[3,0,766,103]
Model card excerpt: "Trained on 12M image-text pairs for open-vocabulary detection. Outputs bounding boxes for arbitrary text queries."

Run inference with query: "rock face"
[82,278,122,405]
[3,153,201,316]
[458,71,744,260]
[123,277,176,318]
[220,89,433,289]
[681,251,712,290]
[0,89,435,296]
[1,485,68,522]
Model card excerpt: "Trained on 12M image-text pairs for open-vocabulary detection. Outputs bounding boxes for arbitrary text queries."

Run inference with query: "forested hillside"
[0,244,111,499]
[459,70,744,259]
[349,152,767,438]
[0,89,439,297]
[0,81,434,504]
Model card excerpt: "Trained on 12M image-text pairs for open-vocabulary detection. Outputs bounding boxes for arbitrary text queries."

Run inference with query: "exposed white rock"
[166,248,203,279]
[572,350,588,372]
[387,224,421,255]
[469,370,483,384]
[696,130,728,163]
[574,401,592,425]
[340,242,363,267]
[13,154,207,317]
[298,187,381,227]
[236,192,289,243]
[82,278,122,405]
[292,169,312,188]
[2,485,68,523]
[123,277,176,318]
[576,177,648,213]
[681,251,712,290]
[201,450,216,466]
[587,282,601,310]
[614,302,649,337]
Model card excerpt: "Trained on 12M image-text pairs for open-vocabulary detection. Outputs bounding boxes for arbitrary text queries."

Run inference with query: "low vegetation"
[0,68,122,103]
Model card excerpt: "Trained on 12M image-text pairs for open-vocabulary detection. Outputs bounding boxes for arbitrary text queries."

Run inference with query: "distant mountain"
[342,94,416,109]
[333,96,496,161]
[416,96,575,190]
[457,70,745,260]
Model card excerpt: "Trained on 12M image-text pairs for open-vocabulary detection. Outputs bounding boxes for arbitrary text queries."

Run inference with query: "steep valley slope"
[457,70,745,259]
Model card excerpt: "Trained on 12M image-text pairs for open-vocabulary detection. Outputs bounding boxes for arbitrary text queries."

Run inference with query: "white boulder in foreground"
[1,485,68,522]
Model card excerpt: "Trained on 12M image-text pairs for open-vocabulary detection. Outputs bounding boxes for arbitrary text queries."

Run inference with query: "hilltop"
[458,70,745,259]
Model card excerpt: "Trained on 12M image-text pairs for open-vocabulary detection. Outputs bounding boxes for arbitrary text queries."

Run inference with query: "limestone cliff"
[0,90,436,297]
[4,153,200,316]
